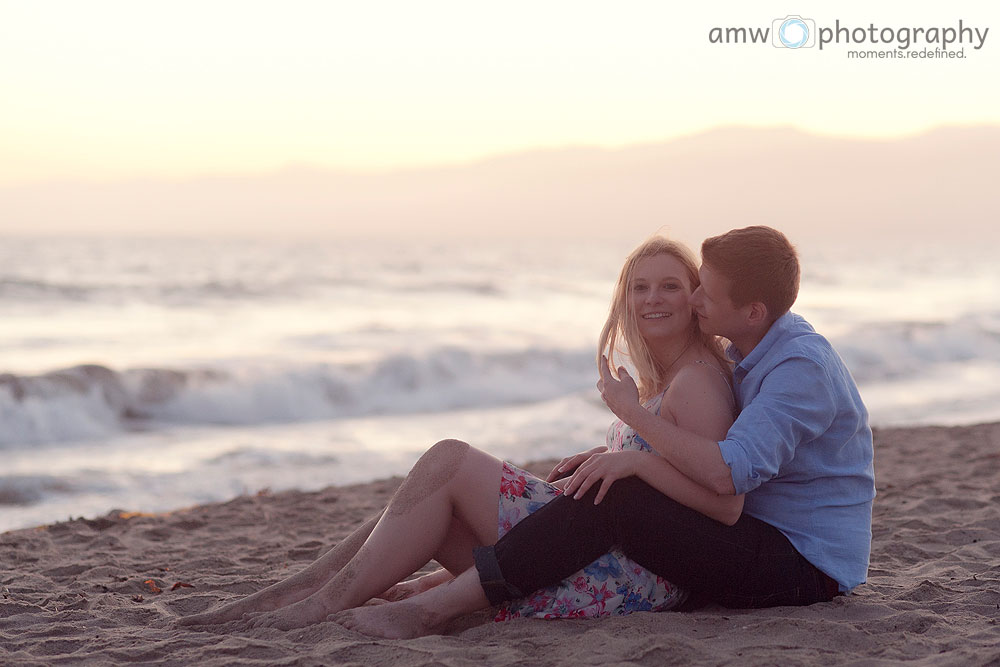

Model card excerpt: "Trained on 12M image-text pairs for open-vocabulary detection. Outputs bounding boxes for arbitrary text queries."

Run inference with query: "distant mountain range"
[3,126,997,243]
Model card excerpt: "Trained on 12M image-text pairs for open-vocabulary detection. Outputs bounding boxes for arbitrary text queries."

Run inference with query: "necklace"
[661,336,696,381]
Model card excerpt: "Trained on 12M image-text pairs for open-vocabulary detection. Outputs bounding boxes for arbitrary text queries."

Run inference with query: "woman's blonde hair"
[598,236,729,401]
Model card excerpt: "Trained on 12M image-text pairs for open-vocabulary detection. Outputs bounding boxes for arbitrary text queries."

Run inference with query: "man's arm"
[564,449,744,525]
[602,356,838,496]
[599,360,736,495]
[627,408,736,495]
[717,357,837,494]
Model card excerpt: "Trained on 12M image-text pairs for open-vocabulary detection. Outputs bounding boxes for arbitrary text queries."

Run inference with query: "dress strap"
[693,359,733,389]
[692,360,737,416]
[652,388,669,416]
[651,361,733,417]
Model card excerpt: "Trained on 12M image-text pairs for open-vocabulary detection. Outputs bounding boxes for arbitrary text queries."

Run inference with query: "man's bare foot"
[332,599,449,639]
[243,596,331,631]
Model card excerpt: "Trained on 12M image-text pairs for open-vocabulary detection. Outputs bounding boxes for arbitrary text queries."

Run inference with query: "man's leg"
[476,477,834,609]
[335,477,836,639]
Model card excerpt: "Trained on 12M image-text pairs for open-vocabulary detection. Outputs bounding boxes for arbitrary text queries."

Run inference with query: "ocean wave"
[202,447,341,468]
[0,274,510,306]
[0,277,93,301]
[832,314,1000,383]
[0,347,595,448]
[0,276,292,305]
[4,314,998,448]
[0,475,77,506]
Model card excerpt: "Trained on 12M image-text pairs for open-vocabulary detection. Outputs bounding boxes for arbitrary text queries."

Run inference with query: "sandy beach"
[2,422,999,666]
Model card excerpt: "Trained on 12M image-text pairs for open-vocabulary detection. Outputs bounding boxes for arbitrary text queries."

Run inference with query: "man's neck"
[731,325,772,361]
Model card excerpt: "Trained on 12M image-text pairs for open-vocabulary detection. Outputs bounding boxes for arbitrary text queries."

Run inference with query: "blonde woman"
[180,236,738,631]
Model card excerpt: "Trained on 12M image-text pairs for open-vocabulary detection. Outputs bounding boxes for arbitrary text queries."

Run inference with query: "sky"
[1,0,998,186]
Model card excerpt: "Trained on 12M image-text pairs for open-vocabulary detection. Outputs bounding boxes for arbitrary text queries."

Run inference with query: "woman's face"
[629,254,695,343]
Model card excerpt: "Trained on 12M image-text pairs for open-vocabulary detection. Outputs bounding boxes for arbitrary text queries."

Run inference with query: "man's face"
[688,263,743,339]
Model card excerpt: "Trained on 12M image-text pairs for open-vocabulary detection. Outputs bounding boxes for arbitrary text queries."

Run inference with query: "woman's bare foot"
[242,596,332,631]
[177,606,241,627]
[179,512,386,628]
[332,599,450,639]
[177,586,306,627]
[377,580,425,603]
[177,598,273,627]
[377,569,454,602]
[339,566,490,637]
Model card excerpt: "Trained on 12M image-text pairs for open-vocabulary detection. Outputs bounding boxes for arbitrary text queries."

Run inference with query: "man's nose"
[688,287,702,306]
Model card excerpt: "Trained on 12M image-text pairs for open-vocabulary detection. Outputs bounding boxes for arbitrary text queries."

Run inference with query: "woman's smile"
[630,254,695,343]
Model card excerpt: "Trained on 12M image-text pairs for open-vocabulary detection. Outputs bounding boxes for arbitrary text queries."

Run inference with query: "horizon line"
[3,121,998,188]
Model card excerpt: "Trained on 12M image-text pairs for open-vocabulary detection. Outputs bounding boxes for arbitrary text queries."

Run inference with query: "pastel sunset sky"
[2,0,997,185]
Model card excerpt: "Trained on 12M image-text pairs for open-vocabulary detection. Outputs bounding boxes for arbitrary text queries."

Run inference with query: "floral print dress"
[494,391,688,620]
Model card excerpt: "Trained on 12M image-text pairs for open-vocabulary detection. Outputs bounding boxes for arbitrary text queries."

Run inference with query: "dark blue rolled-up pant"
[474,477,839,609]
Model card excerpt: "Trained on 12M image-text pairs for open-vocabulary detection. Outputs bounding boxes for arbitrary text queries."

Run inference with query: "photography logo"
[772,15,816,48]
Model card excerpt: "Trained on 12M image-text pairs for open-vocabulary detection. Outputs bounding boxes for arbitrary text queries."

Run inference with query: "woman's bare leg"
[335,566,490,638]
[178,510,385,625]
[181,454,491,626]
[377,514,477,601]
[244,439,501,630]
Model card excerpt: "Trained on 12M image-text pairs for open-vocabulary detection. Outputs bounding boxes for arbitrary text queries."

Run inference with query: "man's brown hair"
[701,226,800,321]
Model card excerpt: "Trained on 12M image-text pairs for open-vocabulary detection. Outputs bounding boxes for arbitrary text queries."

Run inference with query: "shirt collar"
[728,311,798,377]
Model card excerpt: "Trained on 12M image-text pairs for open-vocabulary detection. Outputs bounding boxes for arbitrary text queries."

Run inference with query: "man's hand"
[546,445,608,482]
[563,450,642,504]
[598,356,642,424]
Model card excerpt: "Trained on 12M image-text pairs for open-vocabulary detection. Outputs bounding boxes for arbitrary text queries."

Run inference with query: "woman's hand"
[546,445,608,482]
[598,356,642,424]
[564,450,643,505]
[549,477,569,491]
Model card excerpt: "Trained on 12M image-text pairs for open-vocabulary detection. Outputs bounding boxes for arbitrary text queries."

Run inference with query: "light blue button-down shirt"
[718,312,875,593]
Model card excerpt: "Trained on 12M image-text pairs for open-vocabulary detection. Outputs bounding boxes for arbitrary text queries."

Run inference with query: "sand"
[2,423,999,666]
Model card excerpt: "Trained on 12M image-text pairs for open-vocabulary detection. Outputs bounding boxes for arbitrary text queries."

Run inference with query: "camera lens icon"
[772,15,816,48]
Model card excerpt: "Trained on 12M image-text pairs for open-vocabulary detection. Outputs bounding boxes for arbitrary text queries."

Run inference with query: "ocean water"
[2,235,998,532]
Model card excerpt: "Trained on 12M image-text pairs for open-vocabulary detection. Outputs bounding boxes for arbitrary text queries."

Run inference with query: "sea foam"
[0,347,595,447]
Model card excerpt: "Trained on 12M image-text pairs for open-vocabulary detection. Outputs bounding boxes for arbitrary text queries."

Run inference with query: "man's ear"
[746,301,769,328]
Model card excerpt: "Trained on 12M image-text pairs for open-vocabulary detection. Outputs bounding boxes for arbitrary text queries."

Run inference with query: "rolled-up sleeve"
[719,356,838,495]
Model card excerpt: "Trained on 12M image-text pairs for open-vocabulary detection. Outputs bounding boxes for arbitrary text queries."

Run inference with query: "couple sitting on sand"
[180,225,875,637]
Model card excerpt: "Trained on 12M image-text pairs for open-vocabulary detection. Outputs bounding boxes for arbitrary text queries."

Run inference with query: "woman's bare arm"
[570,361,743,523]
[600,360,739,495]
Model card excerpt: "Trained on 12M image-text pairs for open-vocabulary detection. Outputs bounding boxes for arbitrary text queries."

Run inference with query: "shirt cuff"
[718,438,755,495]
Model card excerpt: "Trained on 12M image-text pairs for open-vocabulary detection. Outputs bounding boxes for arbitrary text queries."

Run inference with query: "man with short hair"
[336,225,875,636]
